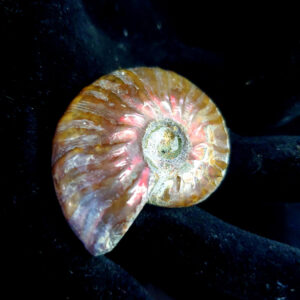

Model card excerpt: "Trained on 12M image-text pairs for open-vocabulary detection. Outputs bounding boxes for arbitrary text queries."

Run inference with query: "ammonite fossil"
[52,67,230,255]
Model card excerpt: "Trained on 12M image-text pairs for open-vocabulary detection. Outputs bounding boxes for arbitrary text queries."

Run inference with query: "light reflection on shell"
[52,67,230,255]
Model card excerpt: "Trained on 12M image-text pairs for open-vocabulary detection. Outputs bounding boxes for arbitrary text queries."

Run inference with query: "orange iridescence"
[52,67,230,255]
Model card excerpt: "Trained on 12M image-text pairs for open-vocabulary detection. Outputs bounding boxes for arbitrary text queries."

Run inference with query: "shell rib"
[52,67,230,255]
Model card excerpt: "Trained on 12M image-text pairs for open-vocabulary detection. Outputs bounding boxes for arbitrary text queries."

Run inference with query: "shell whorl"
[52,67,230,255]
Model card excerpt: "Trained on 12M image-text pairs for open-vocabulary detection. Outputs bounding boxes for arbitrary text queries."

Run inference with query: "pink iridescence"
[52,67,229,256]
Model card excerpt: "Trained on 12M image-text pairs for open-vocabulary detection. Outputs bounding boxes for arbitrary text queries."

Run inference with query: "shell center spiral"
[142,119,190,173]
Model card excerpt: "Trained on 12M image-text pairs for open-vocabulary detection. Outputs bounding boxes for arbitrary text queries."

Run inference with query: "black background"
[1,1,300,299]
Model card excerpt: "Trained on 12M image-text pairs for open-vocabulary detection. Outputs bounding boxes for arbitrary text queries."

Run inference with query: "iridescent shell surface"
[52,67,230,255]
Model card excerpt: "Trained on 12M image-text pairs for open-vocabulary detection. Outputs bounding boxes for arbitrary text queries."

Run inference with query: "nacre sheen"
[52,67,230,255]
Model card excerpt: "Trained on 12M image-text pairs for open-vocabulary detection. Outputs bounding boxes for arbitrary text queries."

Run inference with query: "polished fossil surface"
[52,67,230,255]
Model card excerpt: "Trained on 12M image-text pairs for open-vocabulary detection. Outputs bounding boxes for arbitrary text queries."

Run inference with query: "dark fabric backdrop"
[1,1,300,299]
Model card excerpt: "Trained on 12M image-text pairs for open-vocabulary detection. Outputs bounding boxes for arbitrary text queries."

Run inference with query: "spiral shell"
[52,67,230,255]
